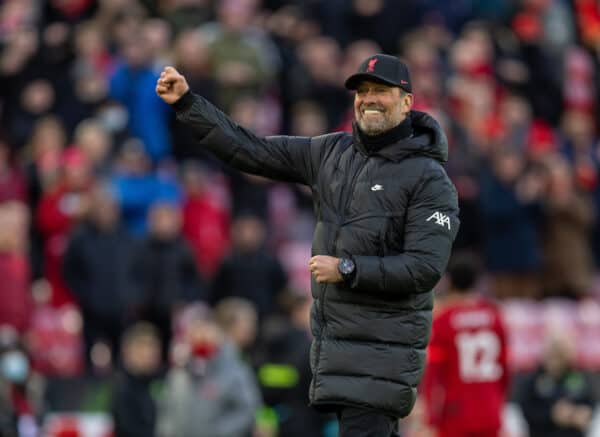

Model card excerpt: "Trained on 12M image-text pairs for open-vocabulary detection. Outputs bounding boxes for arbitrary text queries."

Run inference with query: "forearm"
[350,251,445,295]
[172,92,311,183]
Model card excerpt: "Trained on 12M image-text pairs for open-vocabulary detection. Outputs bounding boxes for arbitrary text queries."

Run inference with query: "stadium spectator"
[214,297,258,355]
[479,147,543,299]
[290,36,348,130]
[515,328,597,437]
[22,116,67,282]
[539,154,594,299]
[181,162,231,278]
[111,322,163,437]
[255,291,327,437]
[72,119,114,177]
[110,139,181,236]
[200,0,280,111]
[0,202,32,333]
[135,200,206,361]
[23,116,66,215]
[36,147,94,307]
[109,26,172,162]
[157,306,261,437]
[62,184,140,371]
[211,213,288,321]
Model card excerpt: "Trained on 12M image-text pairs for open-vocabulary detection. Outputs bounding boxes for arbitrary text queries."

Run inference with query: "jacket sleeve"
[350,164,460,295]
[172,92,316,185]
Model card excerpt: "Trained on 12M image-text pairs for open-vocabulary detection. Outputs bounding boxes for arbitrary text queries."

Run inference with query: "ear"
[403,92,414,111]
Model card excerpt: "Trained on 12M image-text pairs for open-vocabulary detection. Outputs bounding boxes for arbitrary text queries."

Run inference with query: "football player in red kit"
[421,252,510,437]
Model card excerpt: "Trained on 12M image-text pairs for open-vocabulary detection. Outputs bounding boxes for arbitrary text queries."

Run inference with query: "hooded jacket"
[172,92,460,417]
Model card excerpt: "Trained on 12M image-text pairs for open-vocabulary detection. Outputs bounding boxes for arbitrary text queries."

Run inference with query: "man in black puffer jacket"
[156,53,460,437]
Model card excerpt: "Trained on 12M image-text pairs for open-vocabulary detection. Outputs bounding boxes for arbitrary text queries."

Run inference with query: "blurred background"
[1,0,600,436]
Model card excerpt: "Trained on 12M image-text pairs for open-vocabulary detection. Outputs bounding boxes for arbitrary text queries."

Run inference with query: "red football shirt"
[421,295,510,435]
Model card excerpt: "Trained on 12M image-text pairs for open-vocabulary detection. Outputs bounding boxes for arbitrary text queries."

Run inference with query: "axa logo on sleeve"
[426,211,451,230]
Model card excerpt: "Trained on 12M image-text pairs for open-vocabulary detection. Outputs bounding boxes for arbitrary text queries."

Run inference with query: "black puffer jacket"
[173,92,460,417]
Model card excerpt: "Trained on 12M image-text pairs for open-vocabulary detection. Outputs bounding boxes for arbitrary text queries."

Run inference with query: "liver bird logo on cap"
[367,58,378,72]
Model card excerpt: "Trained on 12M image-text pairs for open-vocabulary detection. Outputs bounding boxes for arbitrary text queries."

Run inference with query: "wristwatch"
[338,258,356,282]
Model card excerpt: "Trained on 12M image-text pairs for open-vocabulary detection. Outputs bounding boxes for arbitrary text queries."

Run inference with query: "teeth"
[364,110,382,115]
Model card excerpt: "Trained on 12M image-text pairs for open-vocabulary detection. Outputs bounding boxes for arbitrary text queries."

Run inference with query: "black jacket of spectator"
[136,236,206,311]
[172,92,459,418]
[111,371,158,437]
[63,222,140,319]
[211,250,287,320]
[256,320,325,437]
[134,236,206,361]
[516,367,596,437]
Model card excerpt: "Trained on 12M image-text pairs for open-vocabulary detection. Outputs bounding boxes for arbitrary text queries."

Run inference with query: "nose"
[363,90,375,100]
[360,90,378,104]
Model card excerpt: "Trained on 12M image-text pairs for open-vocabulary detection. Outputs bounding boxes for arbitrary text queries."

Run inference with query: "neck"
[445,290,477,302]
[356,115,412,152]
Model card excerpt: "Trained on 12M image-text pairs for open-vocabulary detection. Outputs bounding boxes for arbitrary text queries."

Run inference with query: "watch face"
[339,258,355,275]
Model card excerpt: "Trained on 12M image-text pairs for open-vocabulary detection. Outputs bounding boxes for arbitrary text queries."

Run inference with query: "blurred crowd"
[1,0,600,436]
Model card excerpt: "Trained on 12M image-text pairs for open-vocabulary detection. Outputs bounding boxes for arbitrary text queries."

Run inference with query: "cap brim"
[344,73,400,90]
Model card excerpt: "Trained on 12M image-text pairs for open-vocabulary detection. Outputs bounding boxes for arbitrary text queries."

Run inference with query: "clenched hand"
[309,255,343,283]
[156,66,190,104]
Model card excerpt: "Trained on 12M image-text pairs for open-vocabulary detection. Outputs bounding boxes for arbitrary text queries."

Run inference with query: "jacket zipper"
[320,153,365,313]
[317,154,367,326]
[312,152,366,401]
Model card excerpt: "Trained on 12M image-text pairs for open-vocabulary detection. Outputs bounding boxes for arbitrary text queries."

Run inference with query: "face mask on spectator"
[0,350,30,383]
[191,342,219,360]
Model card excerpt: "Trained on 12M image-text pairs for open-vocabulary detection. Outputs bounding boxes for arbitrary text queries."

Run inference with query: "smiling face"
[354,80,413,135]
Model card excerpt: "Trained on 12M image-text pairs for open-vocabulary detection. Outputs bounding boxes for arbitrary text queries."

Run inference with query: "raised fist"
[156,66,190,105]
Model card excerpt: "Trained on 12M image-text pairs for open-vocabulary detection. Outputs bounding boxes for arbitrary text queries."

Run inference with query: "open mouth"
[361,106,385,116]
